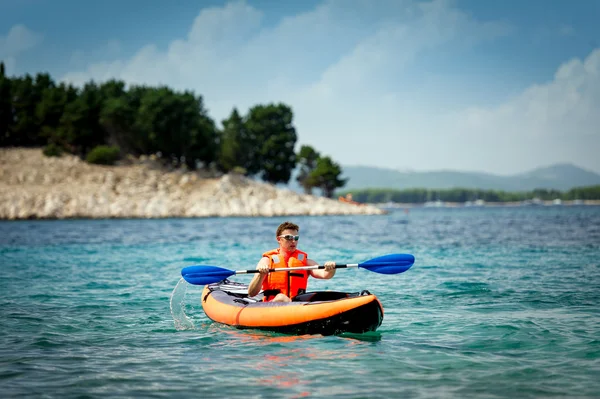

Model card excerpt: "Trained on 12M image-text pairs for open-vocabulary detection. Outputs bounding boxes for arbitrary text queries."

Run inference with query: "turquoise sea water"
[1,207,599,398]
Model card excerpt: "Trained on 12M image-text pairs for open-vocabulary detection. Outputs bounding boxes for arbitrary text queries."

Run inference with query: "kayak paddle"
[181,253,415,286]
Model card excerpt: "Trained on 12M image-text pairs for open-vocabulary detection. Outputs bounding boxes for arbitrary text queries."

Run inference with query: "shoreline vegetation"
[339,185,600,208]
[0,64,349,199]
[2,66,598,219]
[2,148,597,221]
[375,199,600,209]
[0,148,386,220]
[0,65,374,220]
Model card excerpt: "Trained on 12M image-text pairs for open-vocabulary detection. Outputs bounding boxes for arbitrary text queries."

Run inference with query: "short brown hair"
[276,221,299,237]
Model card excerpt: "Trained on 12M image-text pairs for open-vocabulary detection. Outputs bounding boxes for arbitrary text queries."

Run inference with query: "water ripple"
[1,207,599,398]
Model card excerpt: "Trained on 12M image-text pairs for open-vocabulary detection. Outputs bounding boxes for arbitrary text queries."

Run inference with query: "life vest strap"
[263,289,281,298]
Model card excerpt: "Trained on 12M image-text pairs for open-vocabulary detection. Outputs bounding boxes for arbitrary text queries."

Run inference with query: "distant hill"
[283,163,600,193]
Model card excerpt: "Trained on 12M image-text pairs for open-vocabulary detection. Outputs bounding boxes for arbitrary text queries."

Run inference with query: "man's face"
[277,229,299,251]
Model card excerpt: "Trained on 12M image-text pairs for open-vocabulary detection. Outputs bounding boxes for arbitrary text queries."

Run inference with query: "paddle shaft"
[181,254,414,285]
[235,264,358,274]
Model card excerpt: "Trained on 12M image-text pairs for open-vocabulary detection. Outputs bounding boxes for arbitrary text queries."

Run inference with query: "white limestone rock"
[0,148,386,220]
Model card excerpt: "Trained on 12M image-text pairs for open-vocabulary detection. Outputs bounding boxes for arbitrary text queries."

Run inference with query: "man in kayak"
[247,221,336,302]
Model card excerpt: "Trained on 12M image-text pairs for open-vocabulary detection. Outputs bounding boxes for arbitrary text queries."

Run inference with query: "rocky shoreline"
[0,148,386,220]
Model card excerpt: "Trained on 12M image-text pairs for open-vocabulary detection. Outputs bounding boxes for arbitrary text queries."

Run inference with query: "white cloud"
[59,0,599,174]
[0,24,42,74]
[0,24,41,56]
[446,49,600,174]
[62,0,510,100]
[70,39,122,67]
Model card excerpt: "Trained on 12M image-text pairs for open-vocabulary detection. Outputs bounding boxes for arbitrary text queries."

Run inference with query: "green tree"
[296,145,320,194]
[7,73,54,146]
[57,82,105,157]
[310,156,347,198]
[0,62,12,145]
[186,102,219,169]
[134,86,218,168]
[244,103,297,184]
[36,82,78,147]
[120,85,156,155]
[218,108,245,173]
[99,80,137,153]
[337,185,600,204]
[567,185,600,200]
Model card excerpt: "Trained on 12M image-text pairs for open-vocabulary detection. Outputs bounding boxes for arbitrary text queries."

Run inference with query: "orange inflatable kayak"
[201,280,384,335]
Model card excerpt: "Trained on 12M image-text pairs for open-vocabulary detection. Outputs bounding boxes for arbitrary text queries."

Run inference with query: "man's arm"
[248,257,270,297]
[308,259,336,279]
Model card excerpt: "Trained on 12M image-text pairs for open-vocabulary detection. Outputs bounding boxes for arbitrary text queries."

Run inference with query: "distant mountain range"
[283,163,600,193]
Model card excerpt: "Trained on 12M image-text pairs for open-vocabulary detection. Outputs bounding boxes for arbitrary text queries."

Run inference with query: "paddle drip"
[169,277,195,330]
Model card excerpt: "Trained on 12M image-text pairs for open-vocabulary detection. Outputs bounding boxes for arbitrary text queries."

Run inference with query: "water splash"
[169,277,195,330]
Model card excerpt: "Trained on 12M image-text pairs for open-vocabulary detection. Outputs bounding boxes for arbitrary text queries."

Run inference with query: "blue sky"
[2,0,599,174]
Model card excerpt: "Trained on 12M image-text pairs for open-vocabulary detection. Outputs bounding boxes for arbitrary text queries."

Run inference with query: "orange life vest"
[261,248,309,301]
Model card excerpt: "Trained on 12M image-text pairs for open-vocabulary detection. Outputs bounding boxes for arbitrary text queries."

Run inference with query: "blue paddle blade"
[358,253,415,274]
[181,265,235,285]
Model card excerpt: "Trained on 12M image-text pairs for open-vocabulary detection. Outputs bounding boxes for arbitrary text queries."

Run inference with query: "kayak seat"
[231,293,264,305]
[292,290,373,302]
[233,297,259,305]
[293,291,351,302]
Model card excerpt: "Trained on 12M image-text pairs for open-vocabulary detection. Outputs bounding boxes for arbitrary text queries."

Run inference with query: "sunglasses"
[279,234,300,242]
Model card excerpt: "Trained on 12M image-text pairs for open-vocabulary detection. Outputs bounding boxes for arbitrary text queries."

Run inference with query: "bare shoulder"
[306,258,318,266]
[256,256,270,268]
